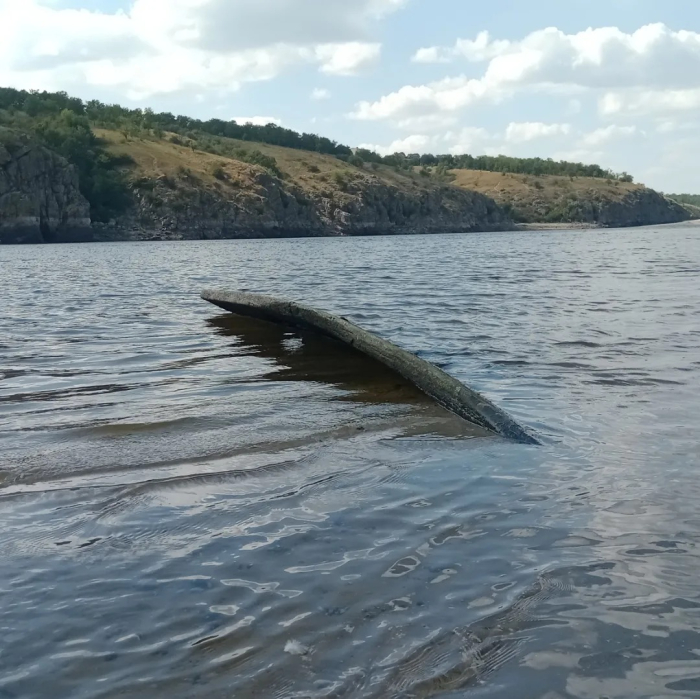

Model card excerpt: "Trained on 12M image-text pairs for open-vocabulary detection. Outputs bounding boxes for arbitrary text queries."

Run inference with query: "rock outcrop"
[595,189,692,227]
[450,169,695,229]
[92,169,511,242]
[531,187,694,228]
[0,127,694,244]
[0,129,91,244]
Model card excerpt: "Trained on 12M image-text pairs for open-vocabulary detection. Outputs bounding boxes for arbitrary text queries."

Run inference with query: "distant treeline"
[0,87,353,158]
[353,149,633,182]
[666,193,700,207]
[0,100,131,222]
[0,88,637,183]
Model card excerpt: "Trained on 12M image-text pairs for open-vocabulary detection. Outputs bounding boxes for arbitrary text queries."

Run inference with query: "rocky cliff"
[0,129,91,244]
[450,169,694,229]
[1,126,694,244]
[95,169,510,243]
[594,189,692,227]
[1,127,511,243]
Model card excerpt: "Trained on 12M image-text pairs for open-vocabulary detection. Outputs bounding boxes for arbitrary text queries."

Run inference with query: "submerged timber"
[202,290,539,445]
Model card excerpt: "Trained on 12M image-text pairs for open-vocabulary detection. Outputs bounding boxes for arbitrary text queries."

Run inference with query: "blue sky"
[2,0,699,191]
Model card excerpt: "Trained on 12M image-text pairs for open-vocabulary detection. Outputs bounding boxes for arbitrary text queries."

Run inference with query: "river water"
[1,225,699,698]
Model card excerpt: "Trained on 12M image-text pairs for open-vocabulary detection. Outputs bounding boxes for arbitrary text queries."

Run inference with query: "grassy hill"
[99,128,670,228]
[0,86,694,242]
[448,169,644,224]
[97,128,443,204]
[81,128,509,240]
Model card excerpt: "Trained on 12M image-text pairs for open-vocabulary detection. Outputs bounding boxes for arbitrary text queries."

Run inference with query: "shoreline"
[2,218,699,245]
[515,218,700,231]
[513,222,599,231]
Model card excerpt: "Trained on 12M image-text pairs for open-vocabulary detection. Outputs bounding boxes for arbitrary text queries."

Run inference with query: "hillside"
[448,170,692,227]
[0,127,511,244]
[0,86,695,243]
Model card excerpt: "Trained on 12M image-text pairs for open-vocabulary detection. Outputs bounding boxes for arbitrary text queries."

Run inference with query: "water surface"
[1,226,699,698]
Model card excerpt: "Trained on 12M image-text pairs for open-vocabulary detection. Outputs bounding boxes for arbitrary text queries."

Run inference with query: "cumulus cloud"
[600,88,700,116]
[505,122,571,143]
[352,75,500,122]
[0,0,401,98]
[315,42,380,75]
[311,88,331,100]
[232,116,282,126]
[360,127,494,157]
[581,124,638,146]
[412,47,451,64]
[360,23,700,125]
[444,127,493,155]
[418,24,700,89]
[359,133,434,156]
[413,31,511,64]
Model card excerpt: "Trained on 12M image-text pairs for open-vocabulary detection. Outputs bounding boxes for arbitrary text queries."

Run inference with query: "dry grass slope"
[448,169,642,223]
[96,129,691,229]
[97,128,449,201]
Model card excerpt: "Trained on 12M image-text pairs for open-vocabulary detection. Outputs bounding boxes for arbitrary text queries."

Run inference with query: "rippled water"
[2,225,700,698]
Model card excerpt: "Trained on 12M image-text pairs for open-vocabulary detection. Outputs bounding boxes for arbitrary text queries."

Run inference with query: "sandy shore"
[514,222,600,231]
[514,219,699,231]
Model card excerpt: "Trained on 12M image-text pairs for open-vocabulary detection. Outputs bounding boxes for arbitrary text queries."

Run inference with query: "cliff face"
[0,127,694,245]
[0,129,91,244]
[96,169,510,242]
[450,169,694,228]
[595,189,692,227]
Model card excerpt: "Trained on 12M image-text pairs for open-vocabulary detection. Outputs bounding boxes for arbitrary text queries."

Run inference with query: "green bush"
[211,164,227,180]
[332,171,348,191]
[26,110,132,221]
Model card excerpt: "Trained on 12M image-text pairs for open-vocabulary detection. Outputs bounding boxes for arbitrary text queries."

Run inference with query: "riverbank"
[0,125,694,244]
[514,222,599,231]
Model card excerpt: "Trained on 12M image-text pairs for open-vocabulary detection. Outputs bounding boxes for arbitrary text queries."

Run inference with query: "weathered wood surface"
[202,289,539,445]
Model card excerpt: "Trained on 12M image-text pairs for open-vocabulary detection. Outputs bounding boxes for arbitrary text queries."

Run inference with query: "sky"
[1,0,699,191]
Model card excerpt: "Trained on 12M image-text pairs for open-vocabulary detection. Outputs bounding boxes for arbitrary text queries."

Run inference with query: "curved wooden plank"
[201,289,539,445]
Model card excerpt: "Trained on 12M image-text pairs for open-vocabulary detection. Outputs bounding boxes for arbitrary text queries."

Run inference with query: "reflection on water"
[209,313,486,436]
[1,226,700,698]
[208,313,435,405]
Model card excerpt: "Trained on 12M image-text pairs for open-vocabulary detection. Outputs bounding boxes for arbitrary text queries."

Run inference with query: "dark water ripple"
[1,225,700,698]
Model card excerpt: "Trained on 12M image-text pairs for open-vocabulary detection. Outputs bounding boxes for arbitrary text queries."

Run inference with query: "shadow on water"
[207,313,489,439]
[208,313,436,405]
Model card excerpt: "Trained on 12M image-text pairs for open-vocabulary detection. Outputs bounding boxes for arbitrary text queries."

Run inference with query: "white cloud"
[581,124,638,146]
[311,87,331,100]
[505,122,571,143]
[600,88,700,116]
[0,0,401,97]
[412,47,450,64]
[232,116,282,126]
[315,42,380,75]
[362,23,700,126]
[445,127,492,155]
[395,113,461,131]
[360,127,494,157]
[413,31,512,64]
[359,134,433,155]
[130,0,404,51]
[655,119,700,134]
[422,24,700,90]
[351,75,500,121]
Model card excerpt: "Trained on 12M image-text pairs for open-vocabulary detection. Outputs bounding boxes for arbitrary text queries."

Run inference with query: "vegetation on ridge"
[1,87,635,188]
[0,98,131,221]
[4,86,685,230]
[449,170,641,224]
[666,193,700,207]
